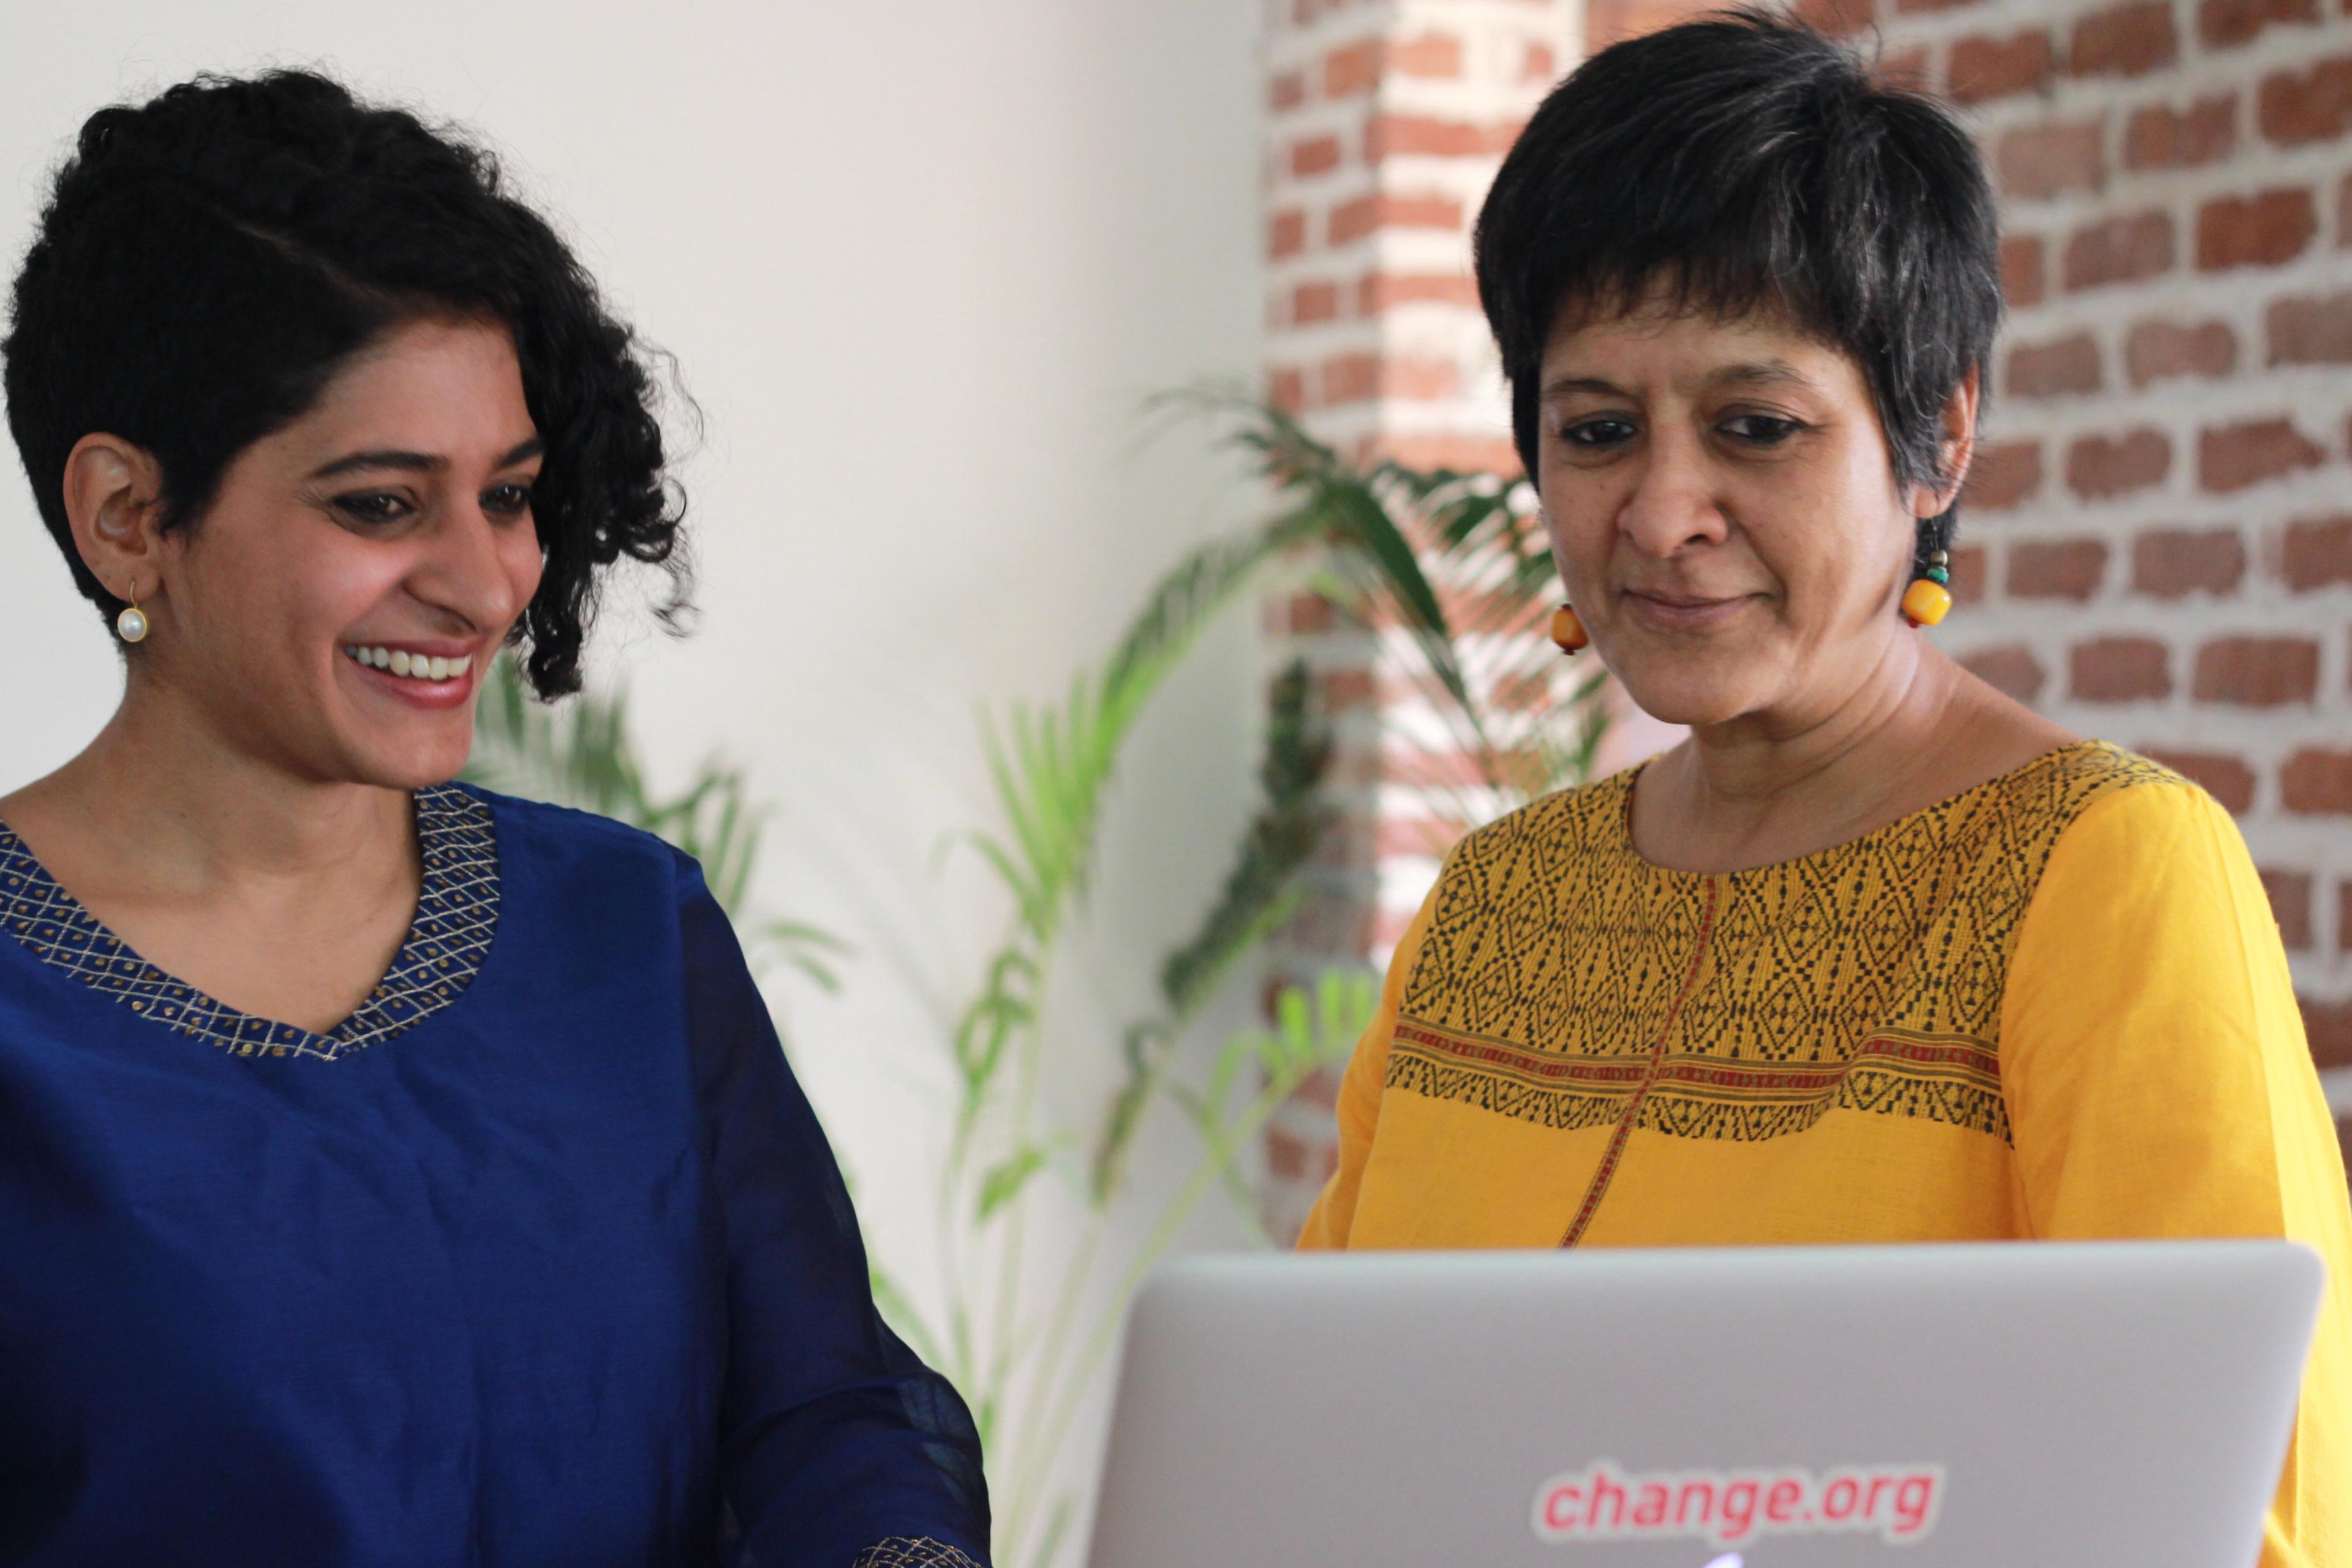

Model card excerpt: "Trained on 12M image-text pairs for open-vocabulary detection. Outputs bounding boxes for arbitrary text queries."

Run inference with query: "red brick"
[2005,331,2103,397]
[1389,33,1463,80]
[1365,114,1509,161]
[2267,293,2352,364]
[2070,636,2172,701]
[1269,70,1306,114]
[1328,192,1462,245]
[1586,0,1740,46]
[2282,514,2352,589]
[2306,997,2352,1070]
[1356,272,1479,314]
[1268,366,1306,414]
[2192,636,2320,704]
[1320,352,1457,405]
[2064,210,2175,290]
[1273,592,1335,636]
[1292,280,1340,324]
[2258,56,2352,145]
[2282,748,2352,812]
[2123,94,2238,169]
[2067,428,2172,500]
[1997,119,2106,200]
[2198,189,2318,270]
[1289,135,1342,178]
[2124,318,2237,385]
[2132,528,2247,597]
[1964,440,2044,510]
[2070,1,2180,77]
[1948,541,1989,604]
[1269,208,1307,261]
[2008,537,2108,598]
[1522,40,1558,83]
[1793,0,1879,35]
[1963,645,2048,704]
[1323,39,1382,98]
[1894,0,1980,10]
[2001,235,2047,309]
[1953,31,2057,104]
[1880,44,1931,86]
[1374,433,1521,475]
[2199,417,2326,492]
[1319,665,1378,709]
[2260,868,2316,949]
[2144,748,2257,812]
[2200,0,2320,46]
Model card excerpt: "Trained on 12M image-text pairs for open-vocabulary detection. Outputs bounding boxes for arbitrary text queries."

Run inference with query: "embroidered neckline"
[1610,739,2114,881]
[0,783,499,1062]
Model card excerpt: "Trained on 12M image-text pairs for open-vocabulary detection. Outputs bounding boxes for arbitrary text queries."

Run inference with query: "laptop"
[1086,1242,2323,1568]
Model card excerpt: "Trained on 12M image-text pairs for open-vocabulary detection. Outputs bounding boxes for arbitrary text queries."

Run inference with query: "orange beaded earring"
[1550,603,1589,656]
[1901,551,1953,628]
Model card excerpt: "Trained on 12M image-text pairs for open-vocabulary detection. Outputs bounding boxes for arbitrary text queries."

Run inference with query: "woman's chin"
[329,724,478,794]
[1609,662,1774,731]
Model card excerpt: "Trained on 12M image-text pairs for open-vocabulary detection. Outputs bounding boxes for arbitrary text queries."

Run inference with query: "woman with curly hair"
[0,71,986,1568]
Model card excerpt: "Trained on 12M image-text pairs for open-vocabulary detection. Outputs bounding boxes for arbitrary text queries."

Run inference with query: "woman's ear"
[1912,365,1981,520]
[62,432,169,603]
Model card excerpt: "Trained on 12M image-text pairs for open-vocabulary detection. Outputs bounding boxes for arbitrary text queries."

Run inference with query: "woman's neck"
[2,673,413,907]
[1630,636,2070,875]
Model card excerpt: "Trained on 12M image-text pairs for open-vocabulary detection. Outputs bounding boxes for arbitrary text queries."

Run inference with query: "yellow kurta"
[1300,742,2352,1567]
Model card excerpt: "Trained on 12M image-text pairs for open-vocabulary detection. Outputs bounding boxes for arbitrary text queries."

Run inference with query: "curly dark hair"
[2,69,688,698]
[1474,9,2003,579]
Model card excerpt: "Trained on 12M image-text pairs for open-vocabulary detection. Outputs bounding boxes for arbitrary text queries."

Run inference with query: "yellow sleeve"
[2002,780,2352,1568]
[1293,887,1439,1251]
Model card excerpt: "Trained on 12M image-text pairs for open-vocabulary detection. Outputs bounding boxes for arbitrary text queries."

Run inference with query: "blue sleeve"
[676,864,992,1568]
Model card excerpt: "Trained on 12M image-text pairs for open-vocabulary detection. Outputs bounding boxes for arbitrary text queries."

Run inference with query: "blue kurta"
[0,784,987,1567]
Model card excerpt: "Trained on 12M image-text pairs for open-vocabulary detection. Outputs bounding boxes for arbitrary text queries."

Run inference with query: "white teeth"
[341,646,474,683]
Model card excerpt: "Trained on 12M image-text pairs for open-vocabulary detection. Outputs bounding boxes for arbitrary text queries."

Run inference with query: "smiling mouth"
[342,645,476,684]
[1623,589,1757,623]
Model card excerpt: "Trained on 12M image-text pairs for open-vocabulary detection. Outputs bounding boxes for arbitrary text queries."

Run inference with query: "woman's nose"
[410,500,524,631]
[1618,427,1728,557]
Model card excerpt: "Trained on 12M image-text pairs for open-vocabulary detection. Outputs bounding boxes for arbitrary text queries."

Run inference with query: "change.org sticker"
[1531,1460,1945,1550]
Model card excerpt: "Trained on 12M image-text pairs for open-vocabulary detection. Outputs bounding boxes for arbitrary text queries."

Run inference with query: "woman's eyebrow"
[309,448,442,480]
[1540,374,1629,400]
[1713,358,1820,392]
[307,435,542,481]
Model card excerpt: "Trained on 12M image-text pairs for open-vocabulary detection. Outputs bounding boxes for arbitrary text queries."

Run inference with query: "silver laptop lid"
[1088,1242,2323,1568]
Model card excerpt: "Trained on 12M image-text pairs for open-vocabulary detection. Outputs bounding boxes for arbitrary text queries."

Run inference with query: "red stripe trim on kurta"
[1392,1023,2001,1097]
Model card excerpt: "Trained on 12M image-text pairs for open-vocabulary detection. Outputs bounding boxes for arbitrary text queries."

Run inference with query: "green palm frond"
[461,653,848,996]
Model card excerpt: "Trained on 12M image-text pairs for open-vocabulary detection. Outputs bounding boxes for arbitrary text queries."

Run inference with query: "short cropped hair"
[4,70,687,698]
[1474,9,2002,569]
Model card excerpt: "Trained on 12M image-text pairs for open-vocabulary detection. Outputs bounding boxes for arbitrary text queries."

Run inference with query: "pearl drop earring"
[115,585,149,644]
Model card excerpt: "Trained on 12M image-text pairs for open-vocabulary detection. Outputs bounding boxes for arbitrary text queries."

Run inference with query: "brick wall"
[1831,0,2352,1144]
[1258,0,1580,1241]
[1258,0,2352,1234]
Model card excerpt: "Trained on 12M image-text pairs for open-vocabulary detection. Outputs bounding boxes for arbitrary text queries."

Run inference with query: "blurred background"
[2,1,2348,1562]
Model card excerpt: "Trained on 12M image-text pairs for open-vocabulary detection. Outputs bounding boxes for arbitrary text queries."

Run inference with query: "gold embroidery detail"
[850,1540,985,1568]
[1389,743,2174,1147]
[0,785,499,1062]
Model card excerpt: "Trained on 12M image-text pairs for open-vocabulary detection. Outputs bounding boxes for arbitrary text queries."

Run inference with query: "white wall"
[0,0,1269,1527]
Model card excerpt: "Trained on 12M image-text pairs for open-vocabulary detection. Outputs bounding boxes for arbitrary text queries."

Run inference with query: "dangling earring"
[1550,603,1589,656]
[115,584,149,644]
[1901,551,1952,629]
